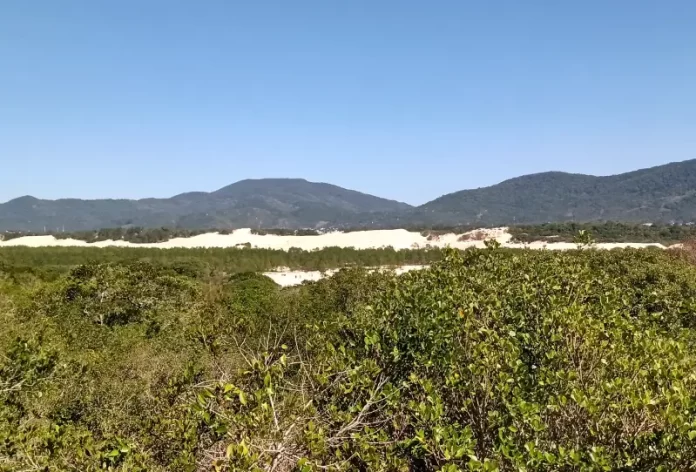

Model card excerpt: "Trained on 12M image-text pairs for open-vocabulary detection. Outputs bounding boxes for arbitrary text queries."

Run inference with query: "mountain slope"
[419,159,696,224]
[0,179,412,231]
[3,160,696,232]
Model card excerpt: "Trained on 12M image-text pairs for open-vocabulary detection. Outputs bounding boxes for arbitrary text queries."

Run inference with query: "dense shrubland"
[508,222,696,245]
[3,245,696,470]
[0,246,443,281]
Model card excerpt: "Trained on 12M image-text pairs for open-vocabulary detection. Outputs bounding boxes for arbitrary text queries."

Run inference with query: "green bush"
[193,249,696,470]
[0,246,445,280]
[3,247,696,470]
[509,222,696,245]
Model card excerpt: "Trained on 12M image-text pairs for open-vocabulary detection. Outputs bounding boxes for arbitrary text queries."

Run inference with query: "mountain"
[420,159,696,225]
[0,179,412,232]
[3,160,696,232]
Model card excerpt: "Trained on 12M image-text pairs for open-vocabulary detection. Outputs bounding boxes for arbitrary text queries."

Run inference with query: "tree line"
[508,221,696,244]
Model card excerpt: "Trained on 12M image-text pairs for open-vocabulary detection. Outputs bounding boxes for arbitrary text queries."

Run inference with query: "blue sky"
[1,1,694,205]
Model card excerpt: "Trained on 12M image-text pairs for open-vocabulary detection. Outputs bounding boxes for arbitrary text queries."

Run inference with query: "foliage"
[3,247,696,470]
[0,246,444,281]
[667,239,696,265]
[251,229,322,236]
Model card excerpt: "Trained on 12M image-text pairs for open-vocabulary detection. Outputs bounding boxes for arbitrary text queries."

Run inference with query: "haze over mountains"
[2,160,696,232]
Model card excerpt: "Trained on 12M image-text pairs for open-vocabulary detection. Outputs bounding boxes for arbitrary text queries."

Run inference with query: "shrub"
[193,248,696,470]
[458,230,487,241]
[667,239,696,265]
[4,247,696,470]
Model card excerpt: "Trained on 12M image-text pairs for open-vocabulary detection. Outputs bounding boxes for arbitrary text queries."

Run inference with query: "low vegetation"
[508,222,696,245]
[3,242,696,470]
[250,229,322,236]
[1,227,217,244]
[0,246,443,282]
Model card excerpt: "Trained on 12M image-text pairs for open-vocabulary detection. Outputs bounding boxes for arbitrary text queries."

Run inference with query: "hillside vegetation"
[421,159,696,224]
[4,160,696,231]
[3,245,696,470]
[0,179,411,232]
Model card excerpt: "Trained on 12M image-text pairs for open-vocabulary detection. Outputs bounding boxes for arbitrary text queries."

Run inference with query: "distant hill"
[3,160,696,232]
[0,179,412,231]
[420,159,696,225]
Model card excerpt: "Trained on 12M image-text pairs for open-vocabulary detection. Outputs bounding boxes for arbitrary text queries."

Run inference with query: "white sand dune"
[0,227,667,251]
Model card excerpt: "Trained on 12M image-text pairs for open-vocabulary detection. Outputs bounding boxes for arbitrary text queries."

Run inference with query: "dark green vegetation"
[4,245,696,470]
[0,246,442,282]
[421,159,696,225]
[250,229,322,236]
[508,222,696,245]
[5,159,696,231]
[0,227,215,244]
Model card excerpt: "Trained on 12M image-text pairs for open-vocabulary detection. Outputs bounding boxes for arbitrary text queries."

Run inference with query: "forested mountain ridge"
[0,179,413,231]
[420,159,696,225]
[3,160,696,231]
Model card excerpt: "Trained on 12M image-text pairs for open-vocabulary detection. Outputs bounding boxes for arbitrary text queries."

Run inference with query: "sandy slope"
[0,227,666,251]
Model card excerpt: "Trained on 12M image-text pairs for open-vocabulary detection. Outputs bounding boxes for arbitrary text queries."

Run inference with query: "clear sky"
[1,1,694,205]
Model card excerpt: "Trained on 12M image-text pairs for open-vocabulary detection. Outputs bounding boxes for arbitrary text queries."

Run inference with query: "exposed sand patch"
[263,265,427,287]
[0,227,667,251]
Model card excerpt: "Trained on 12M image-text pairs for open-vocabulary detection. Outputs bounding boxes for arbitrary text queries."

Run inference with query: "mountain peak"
[0,179,410,231]
[213,178,311,195]
[2,160,696,231]
[5,195,39,205]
